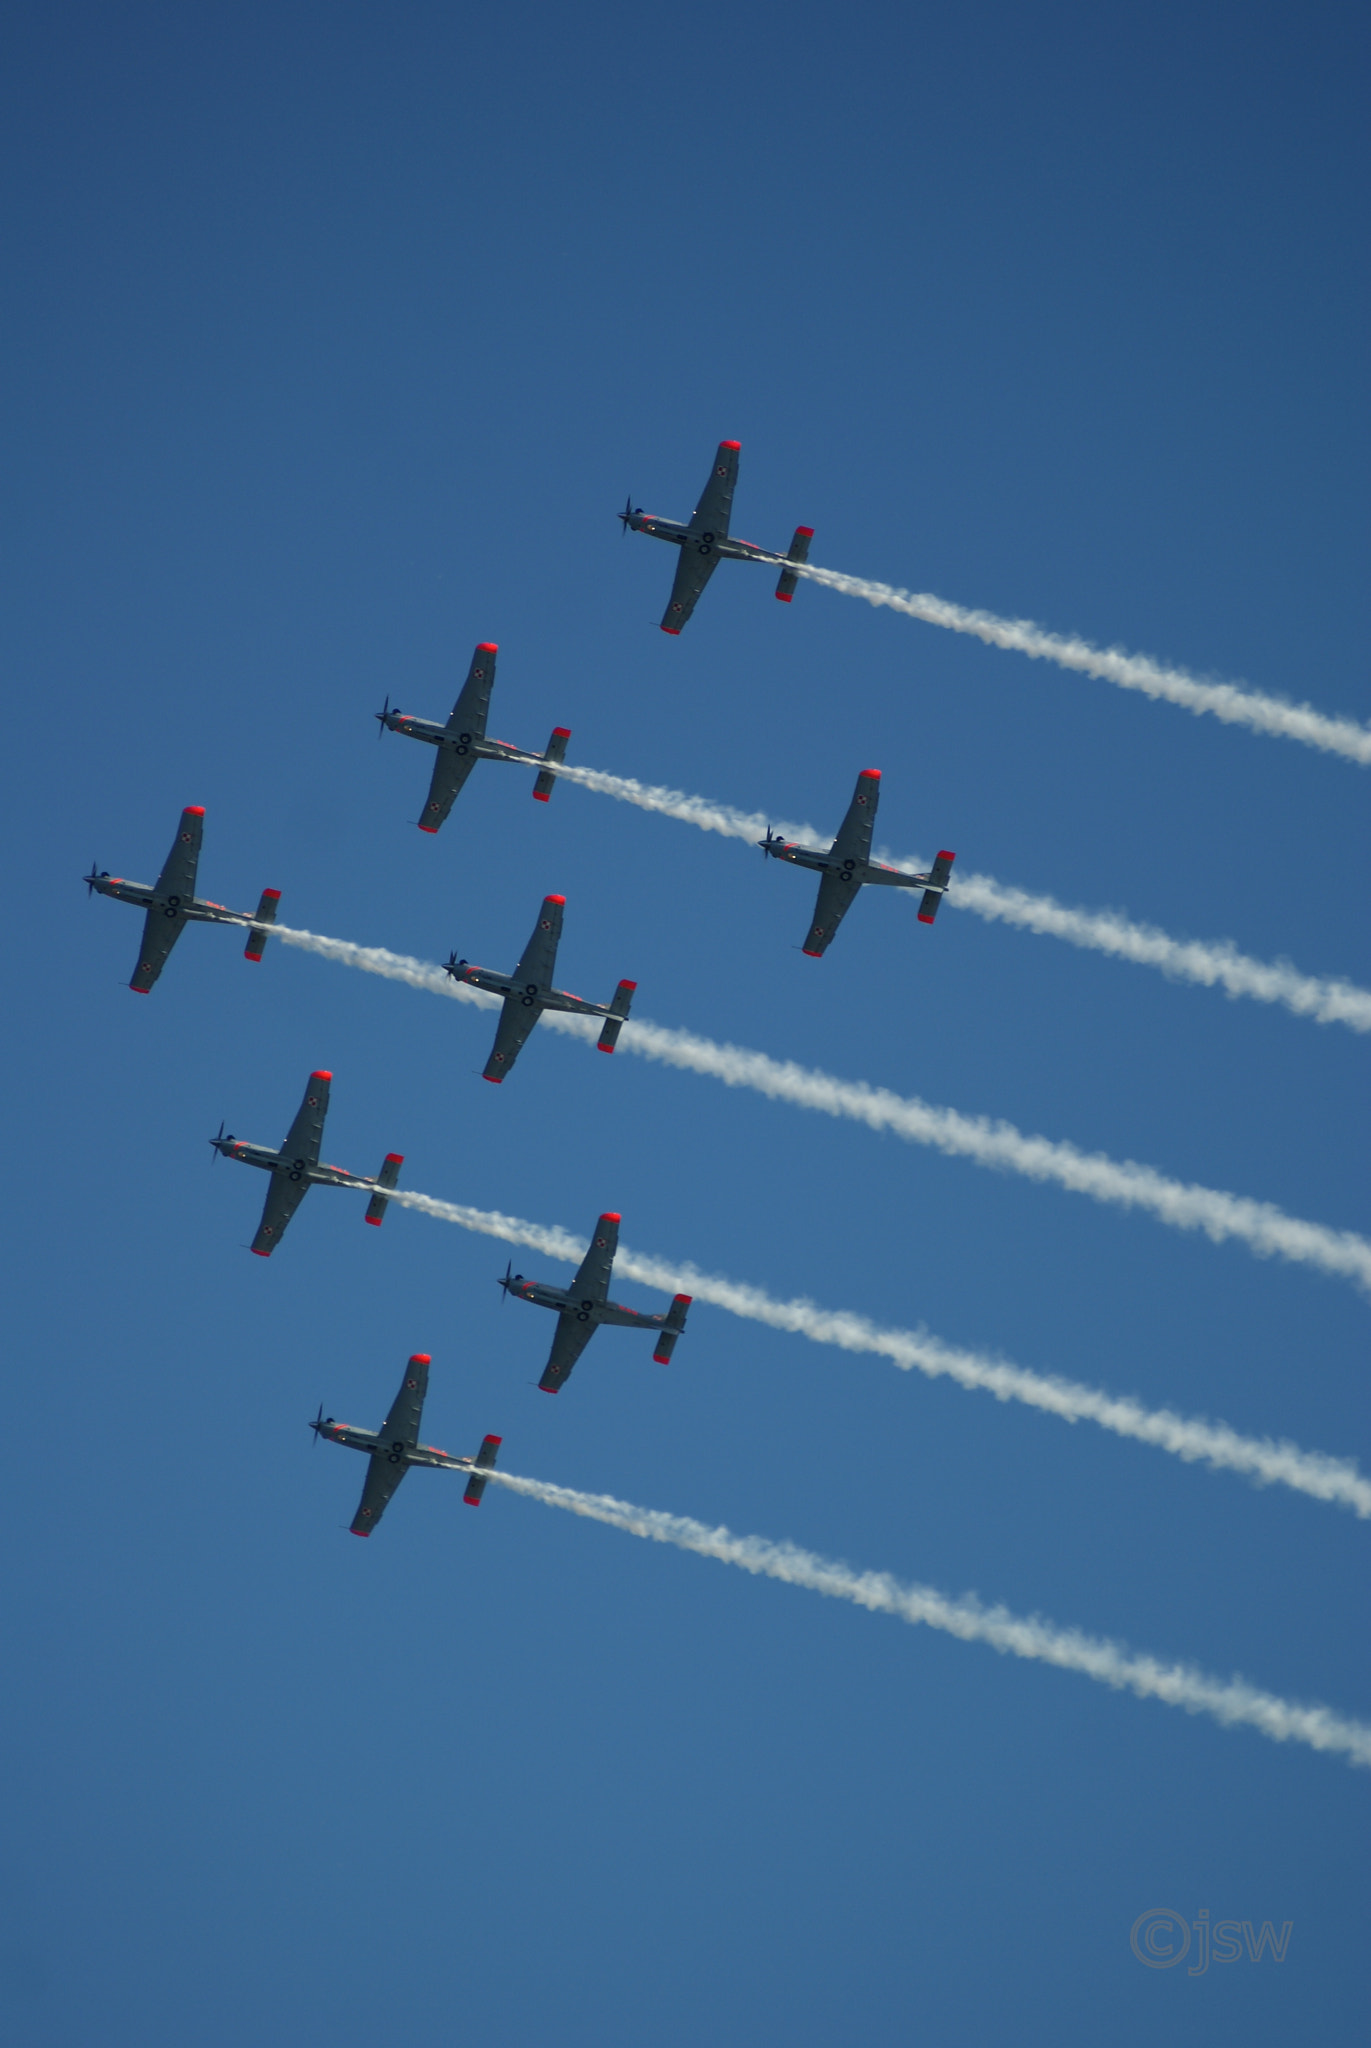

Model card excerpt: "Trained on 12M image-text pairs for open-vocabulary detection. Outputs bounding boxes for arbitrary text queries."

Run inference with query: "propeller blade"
[375,694,391,737]
[619,495,634,534]
[500,1259,512,1303]
[209,1119,226,1160]
[312,1401,324,1443]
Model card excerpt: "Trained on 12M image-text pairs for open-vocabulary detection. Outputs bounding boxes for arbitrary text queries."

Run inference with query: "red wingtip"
[796,526,814,538]
[351,1529,371,1538]
[476,641,498,652]
[600,1212,622,1225]
[720,439,741,450]
[411,1353,432,1365]
[384,1153,404,1166]
[311,1069,332,1081]
[860,768,881,780]
[660,626,680,635]
[484,1074,503,1084]
[546,894,566,906]
[417,823,439,834]
[262,888,281,902]
[938,850,956,864]
[130,985,150,994]
[184,805,206,816]
[250,1247,271,1258]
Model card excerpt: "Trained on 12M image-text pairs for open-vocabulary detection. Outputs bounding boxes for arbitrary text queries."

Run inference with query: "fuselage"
[315,1420,472,1470]
[766,841,928,888]
[447,962,611,1020]
[91,875,248,924]
[216,1137,363,1187]
[627,511,779,564]
[503,1275,657,1329]
[380,711,539,763]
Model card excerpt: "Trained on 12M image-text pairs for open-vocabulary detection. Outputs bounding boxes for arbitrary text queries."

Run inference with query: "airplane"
[619,439,814,633]
[85,805,281,993]
[311,1353,502,1537]
[444,894,635,1083]
[758,769,955,957]
[500,1210,691,1393]
[375,641,571,832]
[209,1069,404,1256]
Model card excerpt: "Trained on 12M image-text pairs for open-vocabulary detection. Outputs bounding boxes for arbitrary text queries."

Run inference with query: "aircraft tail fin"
[533,727,571,801]
[464,1433,503,1505]
[244,888,281,962]
[596,980,637,1053]
[364,1153,404,1225]
[653,1294,692,1364]
[918,851,956,924]
[775,526,814,602]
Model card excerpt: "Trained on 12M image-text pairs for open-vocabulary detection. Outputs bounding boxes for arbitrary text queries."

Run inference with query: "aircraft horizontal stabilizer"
[463,1433,503,1505]
[533,727,572,801]
[364,1153,404,1225]
[775,526,814,602]
[244,888,281,961]
[918,851,956,925]
[652,1294,692,1364]
[597,980,637,1053]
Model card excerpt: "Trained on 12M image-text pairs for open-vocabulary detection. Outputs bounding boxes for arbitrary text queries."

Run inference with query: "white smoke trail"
[272,924,1371,1294]
[789,562,1371,767]
[373,1186,1371,1516]
[550,763,1371,1033]
[480,1467,1371,1767]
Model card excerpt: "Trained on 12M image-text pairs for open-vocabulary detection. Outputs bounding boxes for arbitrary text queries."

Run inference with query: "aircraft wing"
[538,1312,597,1393]
[350,1455,409,1536]
[153,806,204,904]
[568,1212,620,1301]
[250,1171,311,1255]
[376,1354,430,1448]
[802,869,860,958]
[281,1072,331,1167]
[688,441,740,538]
[418,747,480,833]
[129,905,186,993]
[483,998,541,1082]
[444,642,497,741]
[828,769,881,867]
[660,545,720,634]
[510,895,564,990]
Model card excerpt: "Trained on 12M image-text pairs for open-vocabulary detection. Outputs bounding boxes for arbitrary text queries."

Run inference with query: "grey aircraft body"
[210,1069,404,1256]
[86,805,281,993]
[312,1352,502,1536]
[375,641,571,831]
[501,1210,691,1393]
[444,894,635,1083]
[620,439,814,633]
[760,769,956,957]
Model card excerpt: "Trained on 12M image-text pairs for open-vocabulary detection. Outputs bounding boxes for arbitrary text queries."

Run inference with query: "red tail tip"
[384,1153,404,1165]
[552,726,571,740]
[674,1294,692,1306]
[619,980,637,992]
[532,790,551,801]
[938,850,956,864]
[796,526,814,538]
[262,888,281,901]
[917,912,936,924]
[775,591,793,602]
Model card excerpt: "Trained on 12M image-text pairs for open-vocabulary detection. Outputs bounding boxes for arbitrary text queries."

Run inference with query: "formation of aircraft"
[90,439,964,1540]
[759,769,955,957]
[500,1210,691,1393]
[620,439,814,634]
[312,1352,502,1536]
[376,641,571,831]
[85,806,281,993]
[210,1069,404,1256]
[444,893,636,1082]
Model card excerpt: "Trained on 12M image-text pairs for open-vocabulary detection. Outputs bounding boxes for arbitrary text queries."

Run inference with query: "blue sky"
[3,2,1368,2041]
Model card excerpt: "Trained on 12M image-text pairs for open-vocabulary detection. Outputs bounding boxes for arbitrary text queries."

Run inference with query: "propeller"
[618,496,637,534]
[84,863,107,897]
[374,695,393,738]
[209,1120,233,1161]
[311,1402,325,1444]
[758,825,786,860]
[443,951,469,981]
[499,1260,525,1303]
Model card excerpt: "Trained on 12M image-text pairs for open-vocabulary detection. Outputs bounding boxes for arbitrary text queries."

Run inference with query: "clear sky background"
[3,2,1368,2041]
